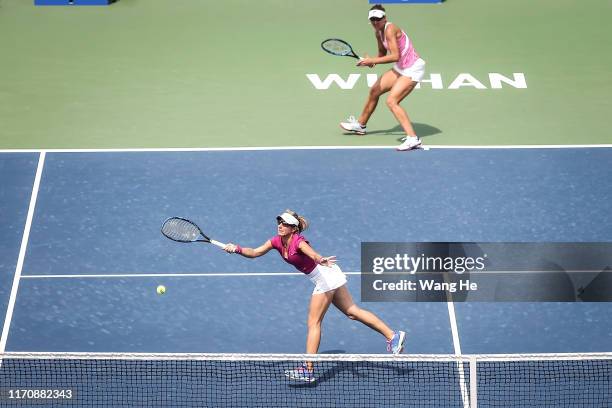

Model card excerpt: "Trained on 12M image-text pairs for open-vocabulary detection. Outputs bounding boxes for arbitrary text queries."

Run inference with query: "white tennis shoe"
[396,136,422,151]
[387,331,406,355]
[340,116,366,135]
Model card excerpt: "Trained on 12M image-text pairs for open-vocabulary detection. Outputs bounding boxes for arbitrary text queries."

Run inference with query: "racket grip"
[210,240,227,249]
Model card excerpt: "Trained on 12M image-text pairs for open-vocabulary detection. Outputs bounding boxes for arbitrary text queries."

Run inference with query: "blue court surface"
[1,147,612,406]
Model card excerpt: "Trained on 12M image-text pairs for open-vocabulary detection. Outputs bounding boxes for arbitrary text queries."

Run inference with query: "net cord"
[1,351,611,362]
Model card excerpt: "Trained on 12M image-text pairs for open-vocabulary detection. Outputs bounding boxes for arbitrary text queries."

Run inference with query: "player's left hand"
[357,55,375,68]
[319,256,337,266]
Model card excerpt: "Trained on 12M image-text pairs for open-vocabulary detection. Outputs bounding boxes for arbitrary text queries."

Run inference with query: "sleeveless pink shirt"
[270,234,317,274]
[380,22,420,69]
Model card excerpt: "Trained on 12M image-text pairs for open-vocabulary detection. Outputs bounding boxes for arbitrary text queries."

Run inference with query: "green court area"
[1,0,610,149]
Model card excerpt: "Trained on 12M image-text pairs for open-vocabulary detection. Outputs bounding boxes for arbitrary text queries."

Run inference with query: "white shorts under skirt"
[308,264,348,295]
[393,58,426,82]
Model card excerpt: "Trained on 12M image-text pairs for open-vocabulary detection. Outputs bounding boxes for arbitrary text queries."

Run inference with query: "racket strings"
[322,40,351,56]
[162,218,200,241]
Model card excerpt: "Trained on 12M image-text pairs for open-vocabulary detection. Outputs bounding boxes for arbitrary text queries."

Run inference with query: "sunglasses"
[369,17,383,22]
[277,219,296,227]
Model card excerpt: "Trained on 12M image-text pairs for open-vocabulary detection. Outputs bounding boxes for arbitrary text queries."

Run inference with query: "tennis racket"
[161,217,226,249]
[321,38,360,60]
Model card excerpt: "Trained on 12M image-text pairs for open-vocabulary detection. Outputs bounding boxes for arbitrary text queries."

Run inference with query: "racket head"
[321,38,360,59]
[161,217,211,243]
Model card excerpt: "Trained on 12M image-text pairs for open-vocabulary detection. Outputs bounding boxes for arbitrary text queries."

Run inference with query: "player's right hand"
[224,243,238,253]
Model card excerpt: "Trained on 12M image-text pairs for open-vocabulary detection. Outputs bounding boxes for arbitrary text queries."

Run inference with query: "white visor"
[277,213,299,226]
[368,9,385,20]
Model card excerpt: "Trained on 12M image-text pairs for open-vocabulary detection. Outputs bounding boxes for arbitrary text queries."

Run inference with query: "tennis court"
[1,0,611,407]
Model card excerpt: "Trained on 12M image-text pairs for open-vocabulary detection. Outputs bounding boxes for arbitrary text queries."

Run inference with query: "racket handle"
[210,240,227,249]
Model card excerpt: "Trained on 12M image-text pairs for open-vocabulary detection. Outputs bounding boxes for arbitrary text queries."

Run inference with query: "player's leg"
[331,285,394,340]
[386,75,421,150]
[340,69,398,134]
[284,291,335,382]
[306,291,335,355]
[332,285,406,353]
[359,69,400,126]
[386,75,418,136]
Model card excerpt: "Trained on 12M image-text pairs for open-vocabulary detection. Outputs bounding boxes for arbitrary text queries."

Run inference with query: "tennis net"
[0,352,610,407]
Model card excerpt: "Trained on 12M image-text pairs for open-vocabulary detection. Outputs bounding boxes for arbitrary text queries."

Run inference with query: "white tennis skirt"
[393,58,426,82]
[308,264,348,295]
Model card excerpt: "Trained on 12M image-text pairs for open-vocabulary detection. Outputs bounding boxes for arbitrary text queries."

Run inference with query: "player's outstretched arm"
[224,240,273,258]
[298,241,337,267]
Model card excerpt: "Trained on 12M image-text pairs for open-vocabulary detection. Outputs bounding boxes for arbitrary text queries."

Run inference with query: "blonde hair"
[284,209,309,233]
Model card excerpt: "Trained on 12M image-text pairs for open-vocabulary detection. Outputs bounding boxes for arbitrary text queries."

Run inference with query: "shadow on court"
[341,123,442,140]
[287,361,416,388]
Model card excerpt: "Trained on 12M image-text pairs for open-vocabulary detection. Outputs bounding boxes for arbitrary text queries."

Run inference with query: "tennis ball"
[156,285,166,295]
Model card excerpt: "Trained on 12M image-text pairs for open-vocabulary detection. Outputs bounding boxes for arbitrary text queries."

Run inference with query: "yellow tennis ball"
[156,285,166,295]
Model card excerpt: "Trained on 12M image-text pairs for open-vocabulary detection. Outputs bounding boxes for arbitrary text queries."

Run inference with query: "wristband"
[234,245,243,255]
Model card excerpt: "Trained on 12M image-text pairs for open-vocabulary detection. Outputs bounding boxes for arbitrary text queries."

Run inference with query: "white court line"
[21,272,363,279]
[0,144,611,153]
[0,152,46,354]
[21,269,601,279]
[445,285,470,408]
[19,270,603,279]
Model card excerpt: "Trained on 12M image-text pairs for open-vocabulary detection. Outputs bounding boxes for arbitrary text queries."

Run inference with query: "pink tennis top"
[380,22,420,69]
[270,234,317,274]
